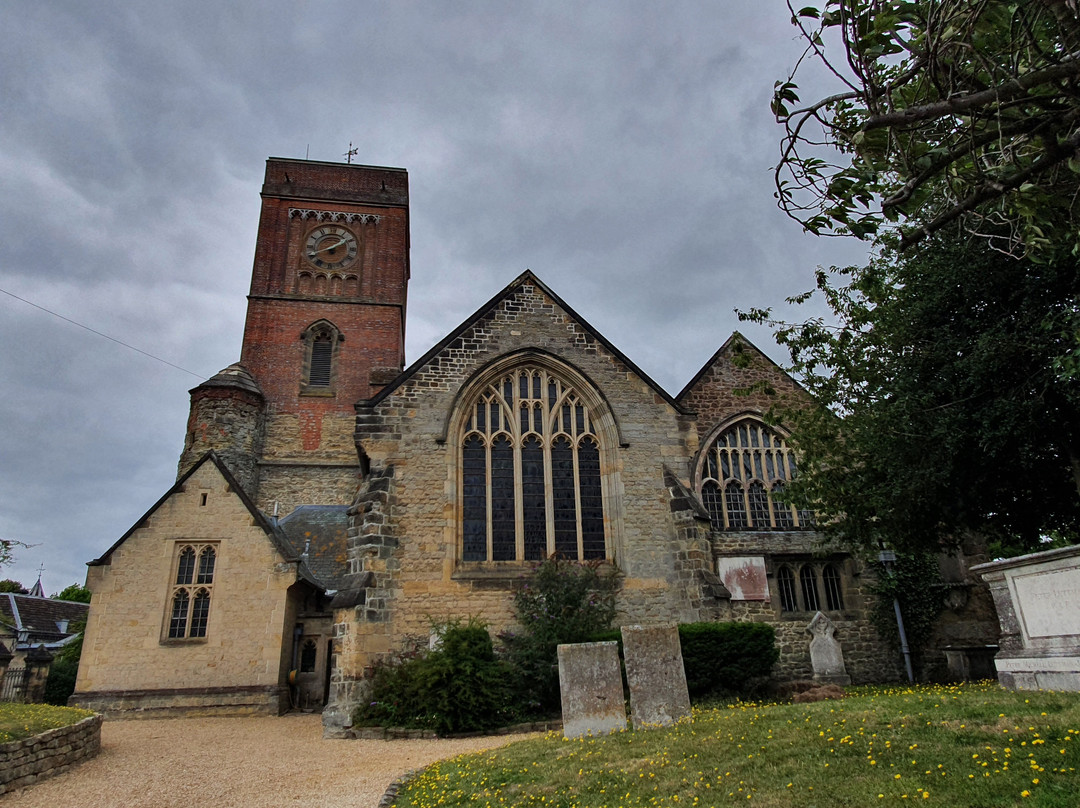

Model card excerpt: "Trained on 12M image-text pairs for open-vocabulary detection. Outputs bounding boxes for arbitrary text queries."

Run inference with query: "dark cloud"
[0,1,869,590]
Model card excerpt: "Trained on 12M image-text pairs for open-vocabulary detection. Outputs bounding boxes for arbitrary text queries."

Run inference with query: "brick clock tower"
[179,158,410,513]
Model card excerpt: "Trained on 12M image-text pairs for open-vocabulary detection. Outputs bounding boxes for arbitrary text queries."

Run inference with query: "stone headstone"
[807,612,851,685]
[557,641,627,739]
[621,624,691,730]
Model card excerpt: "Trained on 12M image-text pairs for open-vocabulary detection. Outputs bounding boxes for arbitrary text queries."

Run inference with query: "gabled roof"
[675,331,806,404]
[87,452,305,580]
[0,593,88,646]
[364,270,688,412]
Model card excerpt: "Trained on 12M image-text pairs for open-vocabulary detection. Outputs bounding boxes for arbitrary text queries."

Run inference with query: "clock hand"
[307,238,349,258]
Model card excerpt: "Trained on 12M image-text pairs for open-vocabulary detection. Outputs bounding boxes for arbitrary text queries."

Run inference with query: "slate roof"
[0,593,89,648]
[276,505,351,590]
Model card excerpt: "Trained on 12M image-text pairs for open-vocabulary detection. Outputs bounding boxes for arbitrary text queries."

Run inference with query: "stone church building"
[72,157,967,727]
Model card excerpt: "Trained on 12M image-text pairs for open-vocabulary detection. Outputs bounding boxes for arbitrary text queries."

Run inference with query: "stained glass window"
[460,366,608,562]
[697,419,807,529]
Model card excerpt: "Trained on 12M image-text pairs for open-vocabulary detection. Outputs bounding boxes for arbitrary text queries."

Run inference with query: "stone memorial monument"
[972,545,1080,691]
[557,641,627,739]
[807,612,851,685]
[621,624,691,730]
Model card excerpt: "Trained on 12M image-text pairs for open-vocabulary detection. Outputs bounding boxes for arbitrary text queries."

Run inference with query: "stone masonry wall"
[0,714,102,795]
[73,460,296,714]
[327,279,712,723]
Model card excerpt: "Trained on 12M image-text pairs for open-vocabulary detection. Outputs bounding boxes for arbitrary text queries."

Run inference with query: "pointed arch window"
[774,562,847,615]
[460,366,608,563]
[300,320,343,394]
[698,419,809,530]
[165,542,217,641]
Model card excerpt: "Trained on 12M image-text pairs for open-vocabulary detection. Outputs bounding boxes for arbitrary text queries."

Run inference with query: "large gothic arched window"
[698,418,811,530]
[460,366,607,563]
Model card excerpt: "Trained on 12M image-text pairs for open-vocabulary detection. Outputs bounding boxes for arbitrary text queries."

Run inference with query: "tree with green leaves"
[52,583,91,603]
[774,0,1080,261]
[742,233,1080,556]
[0,579,28,594]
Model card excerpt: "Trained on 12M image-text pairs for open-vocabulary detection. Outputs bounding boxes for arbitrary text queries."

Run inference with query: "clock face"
[304,226,358,270]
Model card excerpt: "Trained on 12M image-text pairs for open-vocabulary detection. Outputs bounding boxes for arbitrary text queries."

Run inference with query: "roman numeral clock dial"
[304,225,358,270]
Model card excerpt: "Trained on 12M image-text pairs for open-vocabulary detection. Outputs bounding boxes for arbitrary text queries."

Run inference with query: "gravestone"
[807,611,851,685]
[557,641,627,739]
[621,624,691,730]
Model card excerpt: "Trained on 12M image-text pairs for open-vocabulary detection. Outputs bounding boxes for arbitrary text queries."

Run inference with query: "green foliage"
[353,618,516,735]
[0,703,95,743]
[394,683,1080,808]
[44,617,86,706]
[742,234,1080,556]
[43,657,79,706]
[866,553,945,676]
[678,622,779,699]
[775,0,1080,263]
[0,579,27,594]
[501,558,619,715]
[52,583,91,603]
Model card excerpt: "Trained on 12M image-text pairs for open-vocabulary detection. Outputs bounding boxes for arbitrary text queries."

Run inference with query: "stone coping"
[0,713,102,795]
[971,543,1080,574]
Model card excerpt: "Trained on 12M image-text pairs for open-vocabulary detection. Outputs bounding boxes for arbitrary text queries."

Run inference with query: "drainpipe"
[878,547,915,682]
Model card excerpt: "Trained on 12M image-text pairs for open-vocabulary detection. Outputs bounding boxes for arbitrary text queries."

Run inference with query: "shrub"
[501,558,619,716]
[352,618,516,735]
[678,622,779,699]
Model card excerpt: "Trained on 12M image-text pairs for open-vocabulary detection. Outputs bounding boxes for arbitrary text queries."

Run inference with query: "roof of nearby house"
[0,593,89,648]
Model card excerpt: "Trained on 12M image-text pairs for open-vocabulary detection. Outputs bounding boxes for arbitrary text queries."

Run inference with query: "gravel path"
[3,714,538,808]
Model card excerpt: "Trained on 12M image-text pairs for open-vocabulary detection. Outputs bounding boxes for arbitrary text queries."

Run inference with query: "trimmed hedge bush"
[679,622,778,698]
[590,622,778,700]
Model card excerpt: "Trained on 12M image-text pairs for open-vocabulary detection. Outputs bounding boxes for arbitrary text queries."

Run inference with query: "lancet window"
[460,366,607,563]
[698,419,811,530]
[166,543,216,640]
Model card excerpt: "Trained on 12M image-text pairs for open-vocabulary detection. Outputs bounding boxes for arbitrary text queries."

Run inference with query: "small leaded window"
[822,564,844,610]
[698,419,808,529]
[800,566,821,612]
[776,566,798,612]
[300,639,318,673]
[461,366,607,563]
[776,562,847,614]
[166,542,216,640]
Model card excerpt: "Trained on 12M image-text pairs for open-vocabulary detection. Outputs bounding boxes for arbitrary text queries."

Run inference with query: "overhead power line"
[0,286,206,380]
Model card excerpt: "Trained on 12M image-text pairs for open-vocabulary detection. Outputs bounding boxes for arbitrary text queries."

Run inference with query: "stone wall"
[0,714,102,795]
[73,459,297,715]
[326,278,724,727]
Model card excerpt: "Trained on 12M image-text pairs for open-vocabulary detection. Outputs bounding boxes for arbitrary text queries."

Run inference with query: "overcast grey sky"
[0,2,869,592]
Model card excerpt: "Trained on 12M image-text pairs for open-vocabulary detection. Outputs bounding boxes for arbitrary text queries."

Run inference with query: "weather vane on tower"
[344,142,359,164]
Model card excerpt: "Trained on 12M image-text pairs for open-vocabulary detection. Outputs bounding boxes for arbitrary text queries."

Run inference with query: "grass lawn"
[396,682,1080,807]
[0,702,95,744]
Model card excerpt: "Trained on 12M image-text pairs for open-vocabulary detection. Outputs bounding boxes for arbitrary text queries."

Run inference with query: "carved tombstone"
[621,624,692,730]
[557,641,627,739]
[807,612,851,685]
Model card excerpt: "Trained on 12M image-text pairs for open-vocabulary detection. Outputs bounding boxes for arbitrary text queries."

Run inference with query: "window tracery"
[698,419,810,530]
[460,366,607,563]
[166,543,216,640]
[773,562,846,615]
